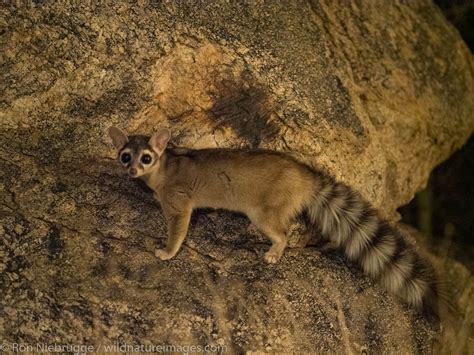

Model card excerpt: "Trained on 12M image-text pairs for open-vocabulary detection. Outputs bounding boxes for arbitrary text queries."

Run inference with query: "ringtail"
[108,126,438,311]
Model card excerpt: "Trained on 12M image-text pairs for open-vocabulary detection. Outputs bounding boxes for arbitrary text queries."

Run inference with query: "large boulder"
[1,1,472,353]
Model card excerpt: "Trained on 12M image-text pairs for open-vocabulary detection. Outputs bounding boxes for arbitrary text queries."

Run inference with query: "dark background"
[400,0,474,270]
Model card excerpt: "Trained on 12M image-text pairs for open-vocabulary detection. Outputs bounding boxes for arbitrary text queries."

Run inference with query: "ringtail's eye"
[141,154,152,164]
[120,152,131,164]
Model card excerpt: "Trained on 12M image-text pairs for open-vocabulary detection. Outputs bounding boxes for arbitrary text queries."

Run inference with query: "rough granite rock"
[0,1,473,353]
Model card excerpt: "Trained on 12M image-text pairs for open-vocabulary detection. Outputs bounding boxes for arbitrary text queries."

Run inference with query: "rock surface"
[1,1,473,353]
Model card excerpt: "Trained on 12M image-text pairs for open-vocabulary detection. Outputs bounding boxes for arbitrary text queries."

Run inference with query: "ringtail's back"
[108,126,439,313]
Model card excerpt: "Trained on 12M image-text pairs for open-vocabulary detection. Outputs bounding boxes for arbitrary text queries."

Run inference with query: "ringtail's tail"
[108,126,438,311]
[305,171,438,311]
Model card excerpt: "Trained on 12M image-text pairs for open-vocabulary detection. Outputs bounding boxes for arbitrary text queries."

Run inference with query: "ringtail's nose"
[129,168,137,176]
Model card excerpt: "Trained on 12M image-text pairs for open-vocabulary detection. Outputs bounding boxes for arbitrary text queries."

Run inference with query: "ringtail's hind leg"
[249,212,289,264]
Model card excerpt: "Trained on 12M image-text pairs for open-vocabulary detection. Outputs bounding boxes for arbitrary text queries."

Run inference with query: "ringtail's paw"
[263,250,282,264]
[155,248,175,260]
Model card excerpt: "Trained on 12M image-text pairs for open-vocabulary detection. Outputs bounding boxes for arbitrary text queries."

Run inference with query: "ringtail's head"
[108,127,171,178]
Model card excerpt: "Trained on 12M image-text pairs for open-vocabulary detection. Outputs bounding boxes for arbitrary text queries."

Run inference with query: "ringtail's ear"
[149,128,171,156]
[108,126,129,150]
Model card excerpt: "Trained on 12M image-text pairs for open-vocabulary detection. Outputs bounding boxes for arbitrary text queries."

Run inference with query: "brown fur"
[108,127,438,311]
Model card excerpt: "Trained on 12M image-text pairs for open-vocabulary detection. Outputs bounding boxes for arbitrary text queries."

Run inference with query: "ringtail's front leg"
[155,193,192,260]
